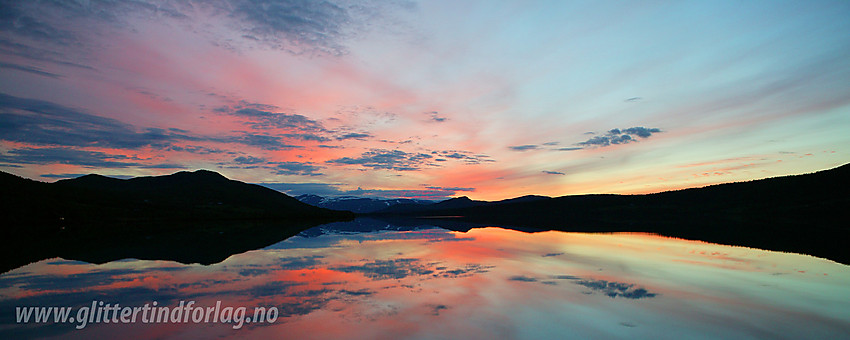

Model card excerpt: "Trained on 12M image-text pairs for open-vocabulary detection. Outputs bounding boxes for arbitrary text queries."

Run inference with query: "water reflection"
[1,221,849,339]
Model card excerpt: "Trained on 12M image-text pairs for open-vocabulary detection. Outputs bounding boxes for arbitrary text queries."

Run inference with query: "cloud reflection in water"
[0,225,848,339]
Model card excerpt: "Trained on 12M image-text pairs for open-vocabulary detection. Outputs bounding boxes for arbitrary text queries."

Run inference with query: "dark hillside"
[371,163,850,263]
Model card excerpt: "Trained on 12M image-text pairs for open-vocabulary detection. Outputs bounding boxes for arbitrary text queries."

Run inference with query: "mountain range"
[295,194,434,213]
[366,163,850,264]
[2,163,848,270]
[0,170,353,272]
[369,163,849,230]
[1,169,351,225]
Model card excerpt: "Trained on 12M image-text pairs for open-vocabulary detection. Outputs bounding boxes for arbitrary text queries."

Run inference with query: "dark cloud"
[508,274,657,299]
[0,2,80,46]
[556,147,582,151]
[230,133,302,150]
[542,171,565,175]
[217,101,420,151]
[223,101,278,113]
[165,144,228,155]
[432,150,493,164]
[0,1,189,73]
[276,297,332,318]
[440,152,465,159]
[0,94,318,168]
[575,126,662,148]
[238,268,269,277]
[336,132,372,140]
[248,280,306,297]
[0,147,142,168]
[435,264,491,278]
[219,102,326,132]
[622,127,661,138]
[0,37,95,71]
[574,279,658,299]
[338,289,375,296]
[0,94,285,166]
[283,133,331,142]
[508,144,538,151]
[232,256,324,275]
[234,156,267,165]
[0,0,391,60]
[279,255,324,270]
[331,258,434,280]
[552,275,581,280]
[271,161,324,176]
[0,267,149,292]
[327,149,433,171]
[426,111,447,122]
[508,275,538,282]
[0,92,182,149]
[0,62,62,78]
[230,107,272,116]
[0,88,497,182]
[215,101,349,146]
[579,135,630,147]
[429,304,449,316]
[255,112,323,131]
[225,0,352,55]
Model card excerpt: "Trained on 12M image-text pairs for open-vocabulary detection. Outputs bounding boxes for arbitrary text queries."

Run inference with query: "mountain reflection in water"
[1,220,849,339]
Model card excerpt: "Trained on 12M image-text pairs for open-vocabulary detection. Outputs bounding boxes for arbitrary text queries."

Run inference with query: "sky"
[1,0,849,200]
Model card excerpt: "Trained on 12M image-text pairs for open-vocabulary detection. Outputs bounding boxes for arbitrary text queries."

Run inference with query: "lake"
[2,219,849,339]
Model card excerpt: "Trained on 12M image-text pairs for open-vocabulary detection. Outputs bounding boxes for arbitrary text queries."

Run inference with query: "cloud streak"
[0,148,142,168]
[426,111,447,122]
[0,0,394,58]
[271,161,324,176]
[2,0,846,201]
[576,127,662,148]
[327,149,434,171]
[0,93,185,149]
[0,62,62,78]
[225,0,353,55]
[508,126,661,153]
[216,101,327,132]
[508,145,539,152]
[0,93,323,168]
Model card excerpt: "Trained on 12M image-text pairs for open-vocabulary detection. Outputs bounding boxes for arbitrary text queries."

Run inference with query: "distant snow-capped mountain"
[295,194,436,213]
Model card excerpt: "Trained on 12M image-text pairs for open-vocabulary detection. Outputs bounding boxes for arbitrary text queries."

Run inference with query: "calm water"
[2,220,849,339]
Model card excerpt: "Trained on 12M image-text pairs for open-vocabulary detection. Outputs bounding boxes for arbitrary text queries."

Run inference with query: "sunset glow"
[2,225,847,338]
[1,1,848,199]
